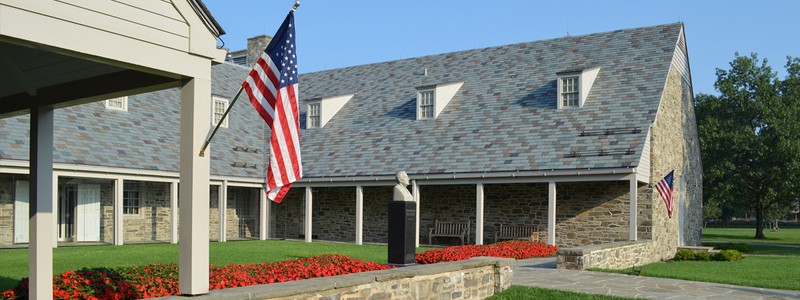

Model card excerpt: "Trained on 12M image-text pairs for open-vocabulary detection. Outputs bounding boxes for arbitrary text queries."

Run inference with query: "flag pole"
[199,87,244,157]
[198,1,300,157]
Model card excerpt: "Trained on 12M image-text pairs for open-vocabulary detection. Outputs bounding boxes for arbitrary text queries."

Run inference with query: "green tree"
[696,53,800,239]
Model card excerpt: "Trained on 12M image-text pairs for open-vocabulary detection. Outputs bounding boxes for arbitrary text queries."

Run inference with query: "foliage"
[0,254,391,299]
[705,242,753,253]
[415,240,557,264]
[696,53,800,239]
[673,250,696,261]
[713,250,743,262]
[695,252,712,261]
[594,256,800,291]
[487,286,639,300]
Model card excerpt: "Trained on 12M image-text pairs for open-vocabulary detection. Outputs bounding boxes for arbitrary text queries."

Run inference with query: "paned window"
[105,97,128,111]
[123,182,141,215]
[418,90,435,119]
[308,103,320,128]
[213,97,229,128]
[561,76,579,107]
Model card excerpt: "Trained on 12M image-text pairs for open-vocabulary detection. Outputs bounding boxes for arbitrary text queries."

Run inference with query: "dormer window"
[304,94,354,128]
[556,66,601,109]
[415,82,464,120]
[308,102,321,128]
[212,96,229,128]
[560,76,579,107]
[418,90,435,119]
[104,96,128,111]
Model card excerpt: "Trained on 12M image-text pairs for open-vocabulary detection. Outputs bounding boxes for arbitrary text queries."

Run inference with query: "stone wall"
[209,186,220,240]
[555,181,631,248]
[420,185,476,245]
[311,187,356,242]
[124,181,171,243]
[157,257,514,300]
[226,187,259,239]
[483,183,548,245]
[557,241,657,270]
[0,174,23,246]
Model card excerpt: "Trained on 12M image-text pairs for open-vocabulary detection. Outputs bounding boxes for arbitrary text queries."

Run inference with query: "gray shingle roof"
[0,63,268,178]
[297,23,683,178]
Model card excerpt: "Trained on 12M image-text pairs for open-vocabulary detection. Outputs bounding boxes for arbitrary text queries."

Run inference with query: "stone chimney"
[246,35,272,68]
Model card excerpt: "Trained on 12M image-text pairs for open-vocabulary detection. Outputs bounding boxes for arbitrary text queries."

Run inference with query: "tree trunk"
[755,207,766,239]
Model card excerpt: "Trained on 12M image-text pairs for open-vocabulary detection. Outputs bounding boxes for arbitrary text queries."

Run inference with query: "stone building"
[1,23,701,265]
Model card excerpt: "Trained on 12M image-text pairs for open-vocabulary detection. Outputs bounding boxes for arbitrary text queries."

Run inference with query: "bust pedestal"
[387,200,416,266]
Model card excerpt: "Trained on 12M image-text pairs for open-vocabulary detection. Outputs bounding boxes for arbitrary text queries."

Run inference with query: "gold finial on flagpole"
[292,1,301,11]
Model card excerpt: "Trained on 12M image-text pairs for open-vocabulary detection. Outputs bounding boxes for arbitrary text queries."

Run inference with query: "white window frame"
[417,89,435,120]
[557,74,580,109]
[307,102,321,128]
[212,96,230,128]
[104,96,128,111]
[122,181,142,216]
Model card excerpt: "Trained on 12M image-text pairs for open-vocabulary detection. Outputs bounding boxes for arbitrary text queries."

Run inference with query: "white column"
[304,187,313,242]
[178,76,212,296]
[114,178,124,245]
[355,186,363,245]
[52,173,58,247]
[171,181,179,244]
[412,180,420,247]
[29,106,54,300]
[476,183,484,245]
[630,178,638,241]
[218,181,227,242]
[259,188,269,240]
[547,182,556,245]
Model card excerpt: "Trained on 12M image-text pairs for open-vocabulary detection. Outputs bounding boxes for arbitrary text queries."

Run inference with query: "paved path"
[513,257,800,299]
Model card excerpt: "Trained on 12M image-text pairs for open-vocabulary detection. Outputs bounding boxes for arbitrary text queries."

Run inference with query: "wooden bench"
[494,224,540,243]
[428,220,470,245]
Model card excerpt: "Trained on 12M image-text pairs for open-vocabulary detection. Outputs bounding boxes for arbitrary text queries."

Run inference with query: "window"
[560,76,579,107]
[227,55,247,66]
[418,90,435,119]
[308,103,320,128]
[212,97,229,128]
[104,97,128,111]
[123,182,141,215]
[232,188,252,217]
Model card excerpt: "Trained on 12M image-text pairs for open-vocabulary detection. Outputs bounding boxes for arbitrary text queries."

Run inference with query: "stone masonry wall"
[123,181,171,243]
[209,186,220,241]
[157,257,514,300]
[555,181,630,248]
[0,174,24,246]
[272,188,304,240]
[226,187,259,239]
[483,183,548,245]
[648,66,704,259]
[420,185,476,245]
[311,187,356,242]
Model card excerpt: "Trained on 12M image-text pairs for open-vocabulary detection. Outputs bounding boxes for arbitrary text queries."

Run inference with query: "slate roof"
[297,23,684,178]
[0,63,268,178]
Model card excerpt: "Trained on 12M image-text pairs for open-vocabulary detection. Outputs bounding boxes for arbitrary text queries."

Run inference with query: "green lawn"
[595,256,800,291]
[488,286,640,300]
[702,227,800,245]
[0,240,433,291]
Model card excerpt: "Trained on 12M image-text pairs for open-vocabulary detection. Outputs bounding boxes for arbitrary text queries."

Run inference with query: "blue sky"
[204,1,800,95]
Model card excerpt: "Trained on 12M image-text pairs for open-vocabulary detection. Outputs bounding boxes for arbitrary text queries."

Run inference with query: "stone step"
[677,246,714,253]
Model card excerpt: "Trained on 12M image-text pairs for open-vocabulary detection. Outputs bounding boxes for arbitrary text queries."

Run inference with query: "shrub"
[673,249,696,261]
[714,249,743,261]
[695,252,712,261]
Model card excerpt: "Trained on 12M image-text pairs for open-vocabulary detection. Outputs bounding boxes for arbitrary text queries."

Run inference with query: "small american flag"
[243,11,302,203]
[655,170,675,218]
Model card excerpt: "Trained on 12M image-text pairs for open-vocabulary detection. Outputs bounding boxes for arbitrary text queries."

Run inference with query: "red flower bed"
[1,254,391,300]
[415,240,557,264]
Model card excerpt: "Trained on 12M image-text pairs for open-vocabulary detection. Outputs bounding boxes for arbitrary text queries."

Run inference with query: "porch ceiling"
[0,40,179,119]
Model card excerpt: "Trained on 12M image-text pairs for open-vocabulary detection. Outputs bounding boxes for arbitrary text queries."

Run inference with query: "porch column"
[259,188,269,240]
[29,106,54,300]
[355,186,363,245]
[114,178,124,245]
[476,183,484,245]
[52,173,58,247]
[547,182,556,245]
[412,180,419,247]
[218,181,227,242]
[304,187,313,242]
[171,181,178,244]
[178,76,212,295]
[629,177,638,241]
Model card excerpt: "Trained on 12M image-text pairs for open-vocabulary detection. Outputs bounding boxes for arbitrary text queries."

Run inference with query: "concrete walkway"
[513,257,800,299]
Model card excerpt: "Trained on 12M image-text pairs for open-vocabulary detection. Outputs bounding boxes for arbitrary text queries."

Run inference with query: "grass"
[702,227,800,245]
[0,240,433,291]
[594,256,800,291]
[702,243,800,256]
[488,286,639,300]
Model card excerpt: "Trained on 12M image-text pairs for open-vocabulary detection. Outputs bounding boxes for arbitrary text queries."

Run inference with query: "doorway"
[58,183,101,242]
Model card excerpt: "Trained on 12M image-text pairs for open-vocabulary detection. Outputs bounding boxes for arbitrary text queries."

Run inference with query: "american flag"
[655,170,675,218]
[243,11,302,203]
